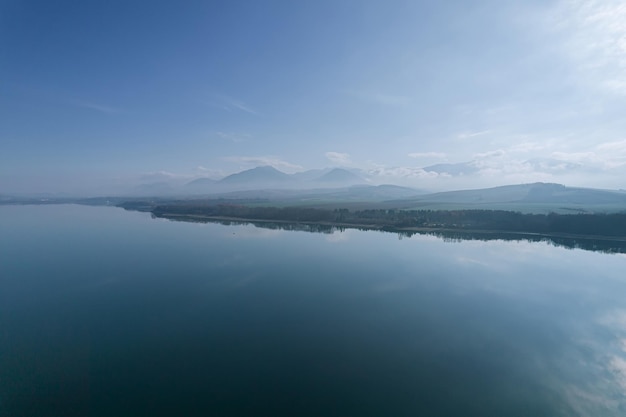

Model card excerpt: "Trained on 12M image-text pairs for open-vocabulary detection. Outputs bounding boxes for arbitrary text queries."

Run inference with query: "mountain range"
[98,166,623,213]
[170,166,368,195]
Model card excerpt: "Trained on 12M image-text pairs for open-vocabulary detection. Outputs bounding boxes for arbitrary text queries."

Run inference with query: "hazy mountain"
[183,177,218,193]
[219,166,293,185]
[315,168,365,184]
[291,168,333,182]
[186,177,217,187]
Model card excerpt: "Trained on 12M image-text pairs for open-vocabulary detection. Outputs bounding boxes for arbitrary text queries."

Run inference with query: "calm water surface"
[1,205,626,416]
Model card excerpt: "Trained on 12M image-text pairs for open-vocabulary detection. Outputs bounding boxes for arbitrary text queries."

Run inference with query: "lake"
[1,204,626,416]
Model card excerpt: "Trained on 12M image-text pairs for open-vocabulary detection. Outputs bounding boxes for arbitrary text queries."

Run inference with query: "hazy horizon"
[3,1,626,195]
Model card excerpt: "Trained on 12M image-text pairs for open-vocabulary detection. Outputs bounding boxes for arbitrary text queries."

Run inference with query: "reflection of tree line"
[151,204,626,253]
[214,219,345,235]
[419,230,626,254]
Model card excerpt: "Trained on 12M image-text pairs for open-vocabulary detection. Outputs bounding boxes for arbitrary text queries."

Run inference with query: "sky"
[2,0,626,194]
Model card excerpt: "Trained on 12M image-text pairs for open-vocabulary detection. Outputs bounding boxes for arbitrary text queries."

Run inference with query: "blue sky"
[2,0,626,194]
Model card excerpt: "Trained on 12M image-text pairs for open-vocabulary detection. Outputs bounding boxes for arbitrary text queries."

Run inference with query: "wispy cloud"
[70,99,119,113]
[210,94,257,114]
[223,156,303,172]
[325,151,352,165]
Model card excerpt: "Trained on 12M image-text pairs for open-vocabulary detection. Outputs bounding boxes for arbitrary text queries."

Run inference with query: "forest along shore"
[143,203,626,240]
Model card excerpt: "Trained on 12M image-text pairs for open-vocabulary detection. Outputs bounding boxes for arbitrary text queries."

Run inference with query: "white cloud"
[223,156,303,172]
[325,151,352,165]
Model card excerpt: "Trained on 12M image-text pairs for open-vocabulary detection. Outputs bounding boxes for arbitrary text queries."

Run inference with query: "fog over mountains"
[125,160,623,197]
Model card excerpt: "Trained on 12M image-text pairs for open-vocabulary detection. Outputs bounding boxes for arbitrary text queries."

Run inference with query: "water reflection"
[3,205,626,416]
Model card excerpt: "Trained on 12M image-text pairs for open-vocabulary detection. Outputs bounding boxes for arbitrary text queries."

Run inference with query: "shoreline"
[153,212,626,243]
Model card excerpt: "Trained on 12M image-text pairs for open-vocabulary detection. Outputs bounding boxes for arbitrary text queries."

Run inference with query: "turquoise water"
[1,205,626,416]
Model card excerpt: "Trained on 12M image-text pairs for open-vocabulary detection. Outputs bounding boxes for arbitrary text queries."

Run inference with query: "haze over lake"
[2,205,626,416]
